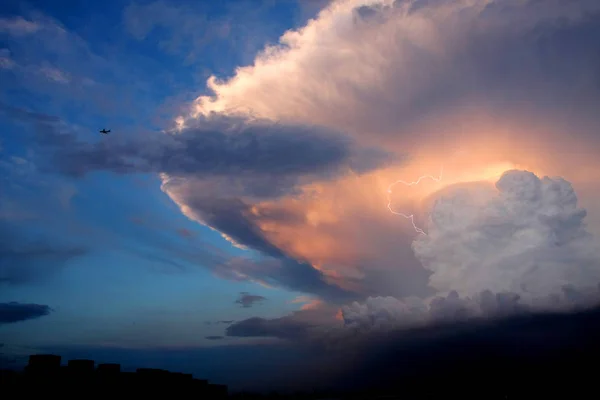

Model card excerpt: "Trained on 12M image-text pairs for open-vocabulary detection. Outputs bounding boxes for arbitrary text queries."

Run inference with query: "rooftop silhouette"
[1,354,227,397]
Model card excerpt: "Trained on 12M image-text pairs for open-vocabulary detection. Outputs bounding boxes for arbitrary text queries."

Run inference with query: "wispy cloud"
[0,16,40,36]
[38,65,70,84]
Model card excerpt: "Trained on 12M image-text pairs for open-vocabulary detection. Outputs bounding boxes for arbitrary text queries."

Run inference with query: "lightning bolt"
[387,166,444,235]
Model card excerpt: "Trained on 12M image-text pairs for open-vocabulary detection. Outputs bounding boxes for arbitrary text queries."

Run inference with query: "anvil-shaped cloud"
[167,0,600,300]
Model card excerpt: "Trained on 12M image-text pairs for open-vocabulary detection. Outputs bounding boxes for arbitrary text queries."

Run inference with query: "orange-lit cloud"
[160,0,600,301]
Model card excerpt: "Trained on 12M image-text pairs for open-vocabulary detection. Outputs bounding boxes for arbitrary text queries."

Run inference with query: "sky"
[2,0,600,393]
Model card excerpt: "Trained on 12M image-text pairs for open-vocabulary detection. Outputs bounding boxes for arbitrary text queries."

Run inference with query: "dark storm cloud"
[234,292,266,308]
[13,111,397,186]
[226,302,341,342]
[226,285,600,347]
[0,302,52,324]
[330,306,600,396]
[226,306,600,394]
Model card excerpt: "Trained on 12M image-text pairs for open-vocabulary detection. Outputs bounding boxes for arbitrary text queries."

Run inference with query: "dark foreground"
[3,306,600,398]
[0,354,227,397]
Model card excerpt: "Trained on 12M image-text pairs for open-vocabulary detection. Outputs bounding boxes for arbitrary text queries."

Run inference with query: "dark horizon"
[4,304,600,397]
[1,353,228,397]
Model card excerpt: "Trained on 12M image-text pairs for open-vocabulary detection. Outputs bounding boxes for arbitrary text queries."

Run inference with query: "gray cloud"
[341,286,600,334]
[235,292,267,308]
[226,302,342,342]
[226,284,600,350]
[2,105,397,198]
[67,121,391,183]
[0,302,52,324]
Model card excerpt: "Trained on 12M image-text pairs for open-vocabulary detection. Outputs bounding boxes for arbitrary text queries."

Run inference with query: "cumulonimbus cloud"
[156,0,600,300]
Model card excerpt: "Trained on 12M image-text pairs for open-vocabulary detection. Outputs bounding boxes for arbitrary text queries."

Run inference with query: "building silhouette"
[0,354,228,398]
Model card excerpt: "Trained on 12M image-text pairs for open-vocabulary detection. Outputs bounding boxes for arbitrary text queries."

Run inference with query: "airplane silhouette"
[99,129,111,134]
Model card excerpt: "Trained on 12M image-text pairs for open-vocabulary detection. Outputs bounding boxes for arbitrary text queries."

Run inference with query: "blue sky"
[0,0,325,359]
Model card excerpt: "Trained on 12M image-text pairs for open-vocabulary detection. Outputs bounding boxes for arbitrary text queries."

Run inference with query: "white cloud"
[340,170,600,332]
[187,0,600,144]
[414,170,600,298]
